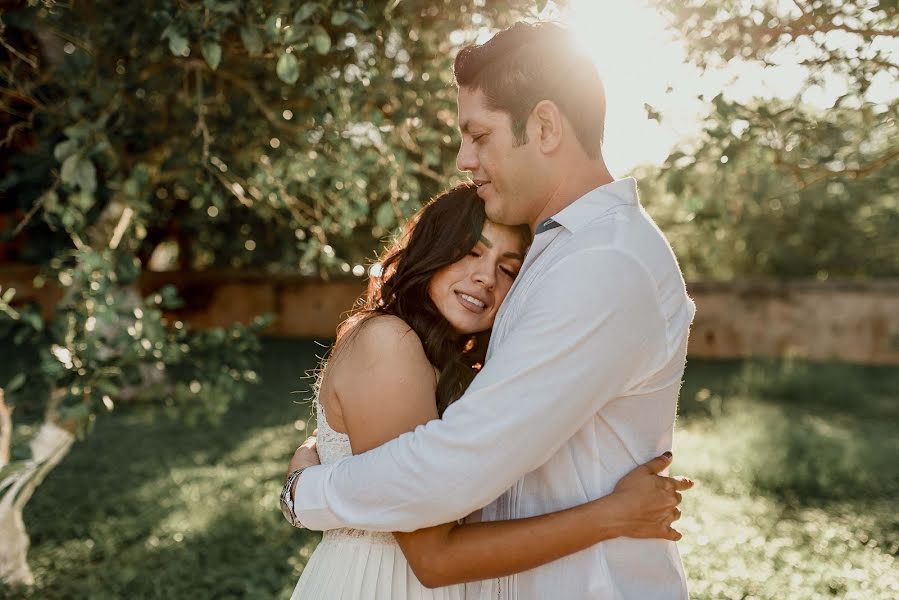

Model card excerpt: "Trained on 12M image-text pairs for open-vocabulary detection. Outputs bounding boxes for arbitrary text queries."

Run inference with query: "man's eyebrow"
[478,234,493,248]
[461,119,487,134]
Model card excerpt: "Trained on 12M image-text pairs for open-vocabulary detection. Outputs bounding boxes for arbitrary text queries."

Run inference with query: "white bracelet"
[280,467,309,528]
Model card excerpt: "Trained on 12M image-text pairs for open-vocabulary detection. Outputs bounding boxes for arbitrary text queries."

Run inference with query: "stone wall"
[687,280,899,365]
[3,266,898,365]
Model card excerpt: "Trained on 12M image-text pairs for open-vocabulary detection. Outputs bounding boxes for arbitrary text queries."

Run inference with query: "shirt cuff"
[293,463,344,531]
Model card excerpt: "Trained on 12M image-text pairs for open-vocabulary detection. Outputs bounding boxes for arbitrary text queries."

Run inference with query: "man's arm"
[296,248,668,532]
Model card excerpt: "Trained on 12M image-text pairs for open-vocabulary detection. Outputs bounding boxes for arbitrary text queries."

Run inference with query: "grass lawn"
[2,338,897,599]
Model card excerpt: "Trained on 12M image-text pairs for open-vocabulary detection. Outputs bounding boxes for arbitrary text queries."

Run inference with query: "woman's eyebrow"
[479,234,523,260]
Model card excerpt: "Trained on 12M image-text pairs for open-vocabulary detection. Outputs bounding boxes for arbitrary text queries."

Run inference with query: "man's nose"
[456,140,478,173]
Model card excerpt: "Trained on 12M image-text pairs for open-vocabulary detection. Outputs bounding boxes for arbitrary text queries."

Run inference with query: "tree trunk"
[0,389,75,586]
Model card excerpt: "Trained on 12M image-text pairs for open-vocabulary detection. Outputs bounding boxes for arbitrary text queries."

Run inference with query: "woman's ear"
[529,99,563,154]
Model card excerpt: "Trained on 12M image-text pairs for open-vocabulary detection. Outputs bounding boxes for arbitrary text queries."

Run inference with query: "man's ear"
[529,100,563,154]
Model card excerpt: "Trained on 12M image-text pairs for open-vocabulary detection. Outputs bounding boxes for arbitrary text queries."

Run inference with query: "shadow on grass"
[676,358,899,554]
[1,338,328,600]
[3,509,321,600]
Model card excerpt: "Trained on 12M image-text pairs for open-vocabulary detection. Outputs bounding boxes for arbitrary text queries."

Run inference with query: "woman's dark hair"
[334,183,531,416]
[454,21,606,158]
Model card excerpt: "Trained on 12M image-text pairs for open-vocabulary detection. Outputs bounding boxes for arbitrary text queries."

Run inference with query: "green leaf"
[283,26,306,45]
[6,373,26,393]
[536,0,548,11]
[310,25,331,54]
[331,10,350,26]
[644,102,662,123]
[60,154,80,186]
[1,286,14,304]
[53,140,79,162]
[62,122,91,140]
[264,15,281,39]
[41,189,60,214]
[240,25,264,56]
[276,52,299,84]
[204,0,239,13]
[21,310,43,331]
[76,158,97,194]
[61,154,97,194]
[70,191,95,212]
[164,29,189,57]
[375,202,395,229]
[294,4,320,23]
[202,41,222,70]
[349,10,371,30]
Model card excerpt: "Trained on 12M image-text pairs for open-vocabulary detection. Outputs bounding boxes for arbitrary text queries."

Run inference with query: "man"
[287,22,694,599]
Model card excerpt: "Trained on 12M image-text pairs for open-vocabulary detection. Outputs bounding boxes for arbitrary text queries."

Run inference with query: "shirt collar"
[544,177,640,235]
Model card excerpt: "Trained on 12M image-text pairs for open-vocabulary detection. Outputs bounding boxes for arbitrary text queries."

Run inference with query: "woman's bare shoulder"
[329,314,440,453]
[332,314,432,382]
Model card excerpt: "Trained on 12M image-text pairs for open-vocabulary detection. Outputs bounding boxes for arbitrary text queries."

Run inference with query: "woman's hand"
[608,453,694,541]
[286,430,321,500]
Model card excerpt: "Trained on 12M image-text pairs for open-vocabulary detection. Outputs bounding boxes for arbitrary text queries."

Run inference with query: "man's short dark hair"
[453,22,606,158]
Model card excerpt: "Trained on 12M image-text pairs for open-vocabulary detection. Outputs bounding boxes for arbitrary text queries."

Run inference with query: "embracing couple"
[280,21,696,599]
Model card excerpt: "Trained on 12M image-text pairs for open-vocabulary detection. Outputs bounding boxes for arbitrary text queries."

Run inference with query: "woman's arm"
[332,315,691,589]
[393,453,686,588]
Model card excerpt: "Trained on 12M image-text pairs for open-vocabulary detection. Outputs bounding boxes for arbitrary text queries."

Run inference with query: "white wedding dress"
[290,398,466,599]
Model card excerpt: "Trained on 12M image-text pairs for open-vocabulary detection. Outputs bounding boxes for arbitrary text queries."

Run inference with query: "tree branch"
[192,67,211,162]
[11,179,57,238]
[0,389,11,468]
[0,35,38,70]
[184,61,310,136]
[43,387,67,428]
[775,146,899,192]
[0,114,33,149]
[813,22,899,38]
[395,123,445,183]
[748,19,899,43]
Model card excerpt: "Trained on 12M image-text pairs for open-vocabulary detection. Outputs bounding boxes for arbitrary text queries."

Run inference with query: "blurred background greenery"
[1,0,897,597]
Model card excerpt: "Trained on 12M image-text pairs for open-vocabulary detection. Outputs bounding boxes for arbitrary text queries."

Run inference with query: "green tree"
[0,0,538,585]
[644,0,898,279]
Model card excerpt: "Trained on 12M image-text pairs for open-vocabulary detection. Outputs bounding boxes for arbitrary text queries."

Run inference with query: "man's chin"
[484,207,508,225]
[485,204,522,227]
[483,196,508,224]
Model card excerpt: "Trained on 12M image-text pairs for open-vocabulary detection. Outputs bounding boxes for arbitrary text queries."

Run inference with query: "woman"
[287,183,688,598]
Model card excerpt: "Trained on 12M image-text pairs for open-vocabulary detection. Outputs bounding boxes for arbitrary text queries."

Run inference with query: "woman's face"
[428,220,527,335]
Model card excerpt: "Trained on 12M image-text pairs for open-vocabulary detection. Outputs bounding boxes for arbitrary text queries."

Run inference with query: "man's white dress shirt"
[296,178,695,599]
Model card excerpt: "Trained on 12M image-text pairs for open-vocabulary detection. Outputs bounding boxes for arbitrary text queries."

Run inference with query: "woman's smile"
[456,291,488,313]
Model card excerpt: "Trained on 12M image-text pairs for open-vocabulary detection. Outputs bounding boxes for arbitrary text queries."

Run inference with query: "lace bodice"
[314,396,396,545]
[314,396,353,466]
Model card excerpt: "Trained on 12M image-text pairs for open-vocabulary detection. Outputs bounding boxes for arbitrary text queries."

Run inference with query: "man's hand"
[609,452,694,541]
[286,430,320,501]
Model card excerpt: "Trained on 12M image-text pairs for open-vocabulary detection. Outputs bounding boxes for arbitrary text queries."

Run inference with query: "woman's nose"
[472,267,495,290]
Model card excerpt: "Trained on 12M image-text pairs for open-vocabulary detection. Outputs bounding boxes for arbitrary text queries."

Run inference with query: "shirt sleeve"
[294,248,667,532]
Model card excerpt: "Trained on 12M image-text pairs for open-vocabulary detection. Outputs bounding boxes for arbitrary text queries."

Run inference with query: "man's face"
[456,87,542,227]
